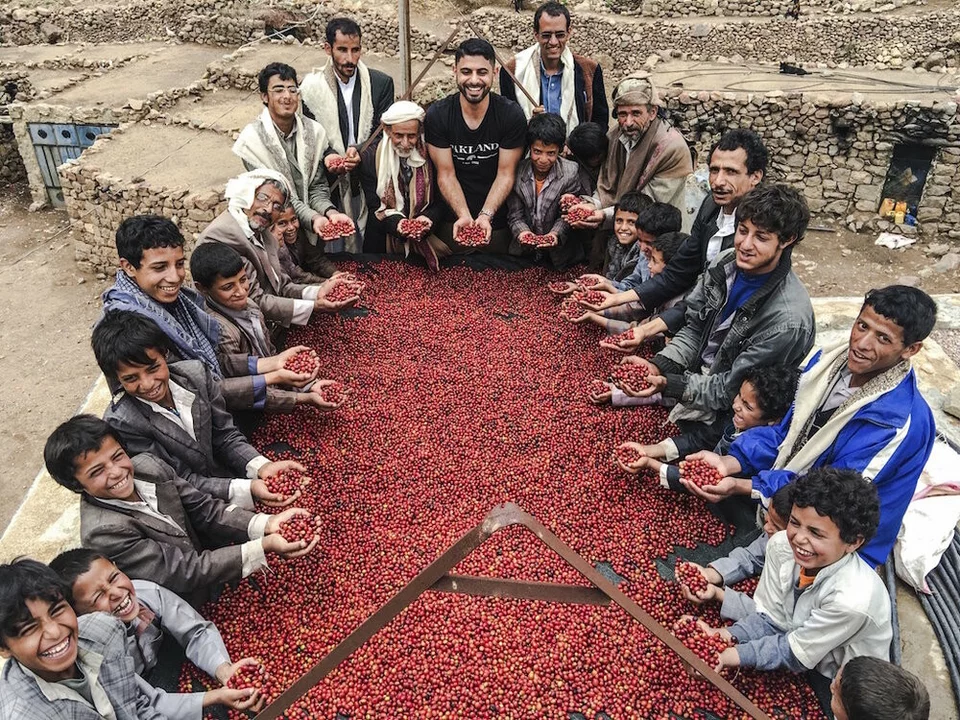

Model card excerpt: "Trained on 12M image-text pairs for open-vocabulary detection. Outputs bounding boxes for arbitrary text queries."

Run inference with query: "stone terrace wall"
[472,8,960,77]
[660,88,960,239]
[59,127,228,273]
[0,125,27,186]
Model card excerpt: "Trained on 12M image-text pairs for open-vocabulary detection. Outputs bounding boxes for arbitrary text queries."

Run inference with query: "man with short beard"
[424,38,527,253]
[300,18,395,252]
[569,73,692,268]
[197,169,356,329]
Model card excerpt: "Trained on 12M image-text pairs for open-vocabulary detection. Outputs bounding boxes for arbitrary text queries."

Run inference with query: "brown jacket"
[79,453,255,605]
[197,211,312,328]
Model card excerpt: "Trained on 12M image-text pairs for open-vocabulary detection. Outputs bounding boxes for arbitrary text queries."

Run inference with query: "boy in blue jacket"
[682,285,937,568]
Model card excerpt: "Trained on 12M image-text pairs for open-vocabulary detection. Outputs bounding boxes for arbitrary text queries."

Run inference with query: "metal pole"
[398,0,412,95]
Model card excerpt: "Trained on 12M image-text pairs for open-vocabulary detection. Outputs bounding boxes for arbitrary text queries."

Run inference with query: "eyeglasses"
[254,192,285,213]
[537,31,568,41]
[268,86,300,95]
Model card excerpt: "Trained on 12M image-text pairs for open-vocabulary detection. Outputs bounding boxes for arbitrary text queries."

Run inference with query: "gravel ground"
[933,328,960,368]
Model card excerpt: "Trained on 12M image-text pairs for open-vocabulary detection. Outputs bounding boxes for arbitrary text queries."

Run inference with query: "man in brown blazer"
[44,415,319,606]
[196,169,357,329]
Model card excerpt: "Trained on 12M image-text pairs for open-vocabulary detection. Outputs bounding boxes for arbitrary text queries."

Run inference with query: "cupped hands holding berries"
[547,280,577,295]
[398,217,432,240]
[454,217,490,247]
[262,508,321,559]
[250,460,309,507]
[263,346,319,388]
[311,211,355,240]
[566,202,602,228]
[613,441,652,473]
[295,379,350,411]
[587,379,613,404]
[576,273,616,293]
[679,451,751,503]
[617,356,667,398]
[517,231,558,248]
[675,561,724,605]
[315,276,363,312]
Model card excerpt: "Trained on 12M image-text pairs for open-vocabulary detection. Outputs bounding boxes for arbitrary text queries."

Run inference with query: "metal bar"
[466,20,538,107]
[397,0,412,95]
[431,574,612,606]
[254,503,772,720]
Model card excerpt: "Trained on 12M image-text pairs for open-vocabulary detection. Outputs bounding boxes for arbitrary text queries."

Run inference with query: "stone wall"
[607,0,915,15]
[660,87,960,239]
[0,124,27,186]
[59,126,228,273]
[472,8,960,78]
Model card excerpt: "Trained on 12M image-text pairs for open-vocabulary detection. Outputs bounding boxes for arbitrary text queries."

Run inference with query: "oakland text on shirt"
[450,142,501,165]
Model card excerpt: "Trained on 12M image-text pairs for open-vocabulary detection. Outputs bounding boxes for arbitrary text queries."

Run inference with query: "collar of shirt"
[539,58,564,78]
[97,480,183,533]
[23,648,117,719]
[618,132,639,154]
[337,73,357,92]
[271,119,297,142]
[133,378,197,441]
[716,206,737,234]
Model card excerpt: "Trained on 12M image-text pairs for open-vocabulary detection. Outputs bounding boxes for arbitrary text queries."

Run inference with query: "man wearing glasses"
[499,1,608,135]
[233,62,354,279]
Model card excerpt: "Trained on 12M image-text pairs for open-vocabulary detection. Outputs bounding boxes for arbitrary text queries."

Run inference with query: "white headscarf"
[375,101,427,217]
[224,169,291,238]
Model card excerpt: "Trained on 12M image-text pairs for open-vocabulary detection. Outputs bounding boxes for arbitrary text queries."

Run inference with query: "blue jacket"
[729,350,935,568]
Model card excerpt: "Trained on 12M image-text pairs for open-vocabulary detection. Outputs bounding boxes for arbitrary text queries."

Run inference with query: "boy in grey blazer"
[43,416,320,606]
[0,559,169,720]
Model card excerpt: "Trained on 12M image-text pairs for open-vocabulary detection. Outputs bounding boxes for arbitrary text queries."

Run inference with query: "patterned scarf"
[101,272,222,376]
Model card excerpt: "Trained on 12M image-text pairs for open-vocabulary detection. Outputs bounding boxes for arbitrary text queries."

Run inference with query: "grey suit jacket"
[79,453,254,602]
[103,360,260,498]
[206,305,299,413]
[197,211,310,327]
[0,613,166,720]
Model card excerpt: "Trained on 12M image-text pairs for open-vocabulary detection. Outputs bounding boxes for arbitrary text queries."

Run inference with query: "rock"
[932,252,960,273]
[944,387,960,421]
[926,242,951,257]
[40,21,62,44]
[127,98,144,111]
[896,275,919,286]
[922,51,946,70]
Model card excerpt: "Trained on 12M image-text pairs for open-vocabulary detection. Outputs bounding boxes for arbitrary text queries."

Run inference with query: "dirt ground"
[0,184,108,534]
[0,180,957,535]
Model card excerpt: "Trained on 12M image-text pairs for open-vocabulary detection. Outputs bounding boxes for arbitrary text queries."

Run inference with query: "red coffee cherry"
[398,218,429,240]
[572,290,606,307]
[319,219,355,241]
[610,363,651,393]
[675,561,709,595]
[682,459,724,488]
[566,205,594,224]
[283,350,319,375]
[226,661,269,691]
[319,382,348,405]
[456,225,488,247]
[615,445,643,466]
[278,514,320,544]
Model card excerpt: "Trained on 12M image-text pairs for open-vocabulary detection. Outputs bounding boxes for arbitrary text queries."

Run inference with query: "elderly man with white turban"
[360,100,449,271]
[197,169,358,329]
[569,73,693,268]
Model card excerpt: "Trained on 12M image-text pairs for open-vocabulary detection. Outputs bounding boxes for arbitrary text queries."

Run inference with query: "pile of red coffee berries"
[615,444,643,466]
[673,617,732,666]
[226,661,269,691]
[398,218,429,239]
[319,382,348,405]
[611,362,651,393]
[578,276,601,288]
[559,195,579,215]
[604,328,635,348]
[559,298,587,321]
[264,469,309,497]
[572,289,606,307]
[324,279,364,304]
[181,264,826,719]
[675,561,709,595]
[548,280,574,294]
[283,350,319,375]
[682,459,724,488]
[456,224,488,247]
[319,219,355,240]
[327,156,347,172]
[520,233,556,247]
[566,205,594,224]
[588,379,611,398]
[278,514,320,544]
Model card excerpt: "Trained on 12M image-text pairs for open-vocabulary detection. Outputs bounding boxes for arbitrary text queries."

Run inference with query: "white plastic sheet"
[894,440,960,593]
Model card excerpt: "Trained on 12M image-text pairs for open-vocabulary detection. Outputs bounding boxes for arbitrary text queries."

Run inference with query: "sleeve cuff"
[659,438,679,462]
[246,356,259,375]
[291,298,314,325]
[240,539,268,578]
[228,479,255,510]
[735,642,757,669]
[252,375,267,411]
[245,455,270,479]
[661,372,687,399]
[652,355,683,376]
[301,285,320,301]
[247,513,270,540]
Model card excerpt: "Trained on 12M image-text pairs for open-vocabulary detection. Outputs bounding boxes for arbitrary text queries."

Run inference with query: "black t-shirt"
[424,92,527,226]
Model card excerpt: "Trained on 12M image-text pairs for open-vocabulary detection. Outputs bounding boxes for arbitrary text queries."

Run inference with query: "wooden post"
[398,0,412,95]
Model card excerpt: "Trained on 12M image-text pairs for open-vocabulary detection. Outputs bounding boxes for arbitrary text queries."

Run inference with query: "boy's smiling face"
[731,380,768,431]
[71,558,141,622]
[613,209,639,246]
[119,246,185,305]
[72,436,138,502]
[116,347,172,406]
[530,139,561,178]
[0,597,79,682]
[786,505,863,573]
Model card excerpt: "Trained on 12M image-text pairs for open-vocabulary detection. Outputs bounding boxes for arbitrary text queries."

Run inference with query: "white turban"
[381,100,426,126]
[613,72,660,108]
[224,168,291,238]
[376,101,427,217]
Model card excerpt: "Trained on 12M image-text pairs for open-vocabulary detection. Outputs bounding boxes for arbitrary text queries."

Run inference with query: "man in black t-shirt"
[425,38,526,254]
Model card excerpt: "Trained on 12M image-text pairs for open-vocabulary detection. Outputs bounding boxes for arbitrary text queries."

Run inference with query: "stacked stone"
[60,131,227,274]
[0,125,28,185]
[660,88,960,238]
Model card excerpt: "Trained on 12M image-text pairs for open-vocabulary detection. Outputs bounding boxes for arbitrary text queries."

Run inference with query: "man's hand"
[570,203,603,229]
[614,441,647,474]
[575,289,614,312]
[215,658,260,686]
[715,646,740,674]
[315,282,360,312]
[311,214,330,236]
[204,687,264,712]
[250,479,299,507]
[621,371,666,398]
[518,231,535,245]
[475,213,493,241]
[547,280,577,296]
[310,379,348,409]
[327,211,355,230]
[414,215,434,234]
[325,153,349,174]
[614,357,664,398]
[257,459,305,480]
[682,450,742,478]
[577,274,616,293]
[263,509,321,559]
[265,367,315,388]
[343,146,361,172]
[602,323,650,353]
[532,105,546,115]
[270,346,316,374]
